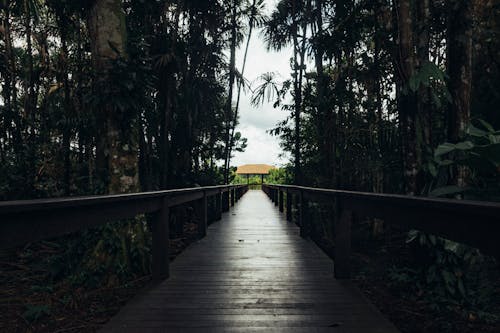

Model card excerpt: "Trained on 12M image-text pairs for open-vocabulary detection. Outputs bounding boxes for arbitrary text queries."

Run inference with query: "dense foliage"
[0,1,259,329]
[254,0,500,196]
[0,0,260,200]
[1,0,499,331]
[251,1,500,330]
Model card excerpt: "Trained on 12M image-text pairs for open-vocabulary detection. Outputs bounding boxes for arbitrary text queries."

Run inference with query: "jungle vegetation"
[0,0,499,332]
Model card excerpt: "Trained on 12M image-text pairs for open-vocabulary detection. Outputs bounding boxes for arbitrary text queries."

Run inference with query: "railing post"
[293,192,299,224]
[278,189,284,213]
[152,197,170,282]
[274,189,278,206]
[222,190,230,212]
[195,192,208,239]
[334,203,352,279]
[299,191,309,238]
[215,192,222,221]
[231,188,235,206]
[286,190,292,222]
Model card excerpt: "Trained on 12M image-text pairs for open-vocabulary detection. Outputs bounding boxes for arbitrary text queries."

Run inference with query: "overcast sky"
[231,0,292,167]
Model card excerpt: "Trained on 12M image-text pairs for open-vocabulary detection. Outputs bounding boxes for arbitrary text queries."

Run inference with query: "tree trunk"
[226,0,257,177]
[223,1,238,184]
[88,0,138,194]
[395,0,419,195]
[292,0,302,185]
[447,0,473,142]
[59,21,72,195]
[314,0,331,186]
[416,0,432,150]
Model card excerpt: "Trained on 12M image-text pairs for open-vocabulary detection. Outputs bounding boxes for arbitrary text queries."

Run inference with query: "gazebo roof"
[236,164,275,175]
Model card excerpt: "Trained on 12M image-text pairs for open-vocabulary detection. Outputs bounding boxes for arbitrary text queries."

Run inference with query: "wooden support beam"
[286,191,292,222]
[152,198,170,282]
[278,190,284,212]
[195,193,208,239]
[334,205,352,279]
[222,191,230,212]
[231,188,235,206]
[299,191,309,238]
[215,192,222,221]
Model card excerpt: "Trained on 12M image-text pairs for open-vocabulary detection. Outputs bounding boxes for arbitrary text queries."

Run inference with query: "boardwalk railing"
[0,184,248,281]
[262,184,500,279]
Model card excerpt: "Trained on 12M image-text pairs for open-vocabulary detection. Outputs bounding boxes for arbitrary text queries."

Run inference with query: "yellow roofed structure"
[236,164,275,175]
[236,164,276,184]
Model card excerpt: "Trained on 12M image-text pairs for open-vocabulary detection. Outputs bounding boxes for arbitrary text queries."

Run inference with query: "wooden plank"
[101,190,398,332]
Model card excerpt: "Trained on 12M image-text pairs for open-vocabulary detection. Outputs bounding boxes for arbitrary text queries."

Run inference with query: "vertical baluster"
[286,190,292,222]
[334,201,352,279]
[299,191,309,238]
[222,190,230,212]
[152,197,170,281]
[195,192,208,239]
[216,191,222,220]
[279,190,284,212]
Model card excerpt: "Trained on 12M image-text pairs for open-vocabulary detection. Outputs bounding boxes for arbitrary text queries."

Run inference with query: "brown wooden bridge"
[1,184,499,332]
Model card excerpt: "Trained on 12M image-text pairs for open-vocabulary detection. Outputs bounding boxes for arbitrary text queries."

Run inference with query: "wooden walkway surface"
[102,190,398,332]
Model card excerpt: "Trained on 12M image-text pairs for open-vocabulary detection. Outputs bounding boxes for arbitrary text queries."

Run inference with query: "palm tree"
[225,0,267,181]
[262,0,308,185]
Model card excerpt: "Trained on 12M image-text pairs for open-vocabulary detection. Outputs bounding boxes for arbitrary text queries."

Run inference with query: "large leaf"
[434,143,456,157]
[430,185,465,197]
[455,141,474,150]
[467,124,487,137]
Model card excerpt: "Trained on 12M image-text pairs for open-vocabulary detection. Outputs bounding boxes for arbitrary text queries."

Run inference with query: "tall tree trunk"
[291,0,302,185]
[226,0,257,177]
[223,1,238,184]
[447,0,474,188]
[88,0,138,194]
[416,0,432,149]
[314,0,332,186]
[447,0,473,142]
[371,0,386,193]
[23,0,36,194]
[395,0,419,195]
[59,22,72,195]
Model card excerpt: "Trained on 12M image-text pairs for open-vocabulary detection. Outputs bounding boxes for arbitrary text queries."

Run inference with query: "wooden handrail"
[0,184,248,281]
[262,184,500,279]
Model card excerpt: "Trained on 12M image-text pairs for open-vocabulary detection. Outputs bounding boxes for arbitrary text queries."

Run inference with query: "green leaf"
[455,141,474,150]
[478,119,494,132]
[430,185,464,197]
[428,162,437,177]
[439,159,454,166]
[434,143,456,157]
[467,124,487,137]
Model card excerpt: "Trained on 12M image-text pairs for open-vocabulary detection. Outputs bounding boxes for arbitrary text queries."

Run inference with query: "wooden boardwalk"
[102,190,398,332]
